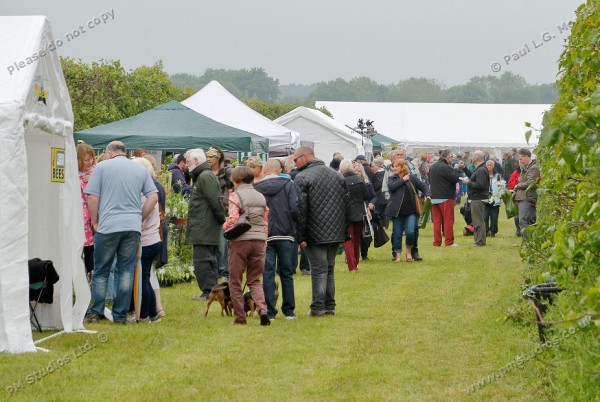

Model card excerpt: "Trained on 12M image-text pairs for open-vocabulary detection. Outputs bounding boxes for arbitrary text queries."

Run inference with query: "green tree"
[62,58,189,131]
[521,1,599,399]
[171,67,280,102]
[306,76,388,102]
[243,99,332,120]
[386,77,445,102]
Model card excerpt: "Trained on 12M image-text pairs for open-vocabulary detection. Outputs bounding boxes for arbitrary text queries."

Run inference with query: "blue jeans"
[141,242,162,319]
[391,214,417,253]
[263,240,296,317]
[484,204,500,235]
[216,232,229,279]
[305,243,337,314]
[90,231,140,322]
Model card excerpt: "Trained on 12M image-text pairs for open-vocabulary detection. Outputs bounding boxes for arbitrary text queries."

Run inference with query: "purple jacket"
[168,163,192,194]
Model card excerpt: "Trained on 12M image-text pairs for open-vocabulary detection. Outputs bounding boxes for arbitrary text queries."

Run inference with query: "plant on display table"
[155,165,194,286]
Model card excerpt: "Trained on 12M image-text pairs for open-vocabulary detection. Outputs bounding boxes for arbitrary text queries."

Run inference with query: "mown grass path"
[2,213,551,401]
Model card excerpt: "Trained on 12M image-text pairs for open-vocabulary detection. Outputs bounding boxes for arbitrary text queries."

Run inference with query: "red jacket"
[508,170,520,190]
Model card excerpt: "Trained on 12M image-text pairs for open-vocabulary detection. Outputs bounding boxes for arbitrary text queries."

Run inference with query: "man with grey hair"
[185,148,226,301]
[429,148,464,246]
[460,150,489,246]
[84,141,158,324]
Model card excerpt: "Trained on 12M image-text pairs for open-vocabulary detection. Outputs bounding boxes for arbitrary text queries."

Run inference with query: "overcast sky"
[2,1,583,86]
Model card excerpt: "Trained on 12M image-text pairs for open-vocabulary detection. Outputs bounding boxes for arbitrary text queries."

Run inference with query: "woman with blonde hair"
[77,143,96,282]
[340,159,369,272]
[245,156,264,183]
[385,159,427,262]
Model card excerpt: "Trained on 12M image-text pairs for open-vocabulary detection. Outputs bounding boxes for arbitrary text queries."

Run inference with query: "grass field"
[1,212,553,401]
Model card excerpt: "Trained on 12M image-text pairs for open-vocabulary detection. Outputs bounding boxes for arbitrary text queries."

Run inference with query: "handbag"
[361,203,373,238]
[408,181,424,215]
[373,223,389,248]
[223,193,252,240]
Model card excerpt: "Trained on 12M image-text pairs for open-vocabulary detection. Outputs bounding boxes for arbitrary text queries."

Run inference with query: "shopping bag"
[501,191,518,219]
[418,197,432,229]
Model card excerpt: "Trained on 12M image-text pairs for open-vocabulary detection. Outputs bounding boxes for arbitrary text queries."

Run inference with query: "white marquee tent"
[0,16,89,353]
[182,80,300,153]
[275,107,365,162]
[316,101,551,155]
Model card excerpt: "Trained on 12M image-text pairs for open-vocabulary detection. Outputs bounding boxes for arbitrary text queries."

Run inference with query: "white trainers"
[284,315,297,320]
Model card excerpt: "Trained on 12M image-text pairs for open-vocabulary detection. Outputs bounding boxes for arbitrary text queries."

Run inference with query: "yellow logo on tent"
[51,148,65,183]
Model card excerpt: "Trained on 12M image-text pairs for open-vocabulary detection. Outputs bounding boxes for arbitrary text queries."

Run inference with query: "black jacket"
[372,169,386,206]
[343,172,369,222]
[254,175,299,240]
[429,158,460,199]
[466,162,491,200]
[28,259,59,304]
[385,174,427,217]
[294,160,350,245]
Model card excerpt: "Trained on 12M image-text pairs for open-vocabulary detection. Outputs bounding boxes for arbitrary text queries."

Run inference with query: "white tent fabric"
[275,107,365,162]
[0,16,89,353]
[316,101,551,148]
[182,80,300,153]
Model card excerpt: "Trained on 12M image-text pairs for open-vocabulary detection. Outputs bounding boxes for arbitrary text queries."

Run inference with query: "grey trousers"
[518,200,536,239]
[470,200,486,246]
[305,243,338,314]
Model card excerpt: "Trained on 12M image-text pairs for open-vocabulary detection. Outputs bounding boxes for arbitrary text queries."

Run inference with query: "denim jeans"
[263,240,296,317]
[484,204,500,235]
[216,232,229,279]
[391,214,417,252]
[305,243,337,314]
[90,231,140,322]
[141,242,162,319]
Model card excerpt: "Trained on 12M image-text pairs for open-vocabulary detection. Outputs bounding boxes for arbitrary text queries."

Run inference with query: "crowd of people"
[77,141,539,326]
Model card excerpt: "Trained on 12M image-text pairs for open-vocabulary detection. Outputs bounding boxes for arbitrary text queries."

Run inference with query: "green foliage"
[243,99,332,120]
[279,82,318,102]
[62,58,190,131]
[306,76,390,103]
[155,164,194,286]
[171,67,280,101]
[302,72,557,104]
[521,0,600,398]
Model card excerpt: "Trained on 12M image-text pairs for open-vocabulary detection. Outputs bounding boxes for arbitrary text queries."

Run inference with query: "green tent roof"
[371,133,398,150]
[74,100,269,153]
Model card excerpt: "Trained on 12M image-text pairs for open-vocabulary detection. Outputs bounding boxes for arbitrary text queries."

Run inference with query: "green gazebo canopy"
[74,100,269,154]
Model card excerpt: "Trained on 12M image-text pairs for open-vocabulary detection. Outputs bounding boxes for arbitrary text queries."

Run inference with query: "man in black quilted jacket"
[293,147,350,317]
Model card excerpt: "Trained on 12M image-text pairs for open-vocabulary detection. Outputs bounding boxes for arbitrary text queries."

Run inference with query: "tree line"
[61,59,556,132]
[172,69,557,104]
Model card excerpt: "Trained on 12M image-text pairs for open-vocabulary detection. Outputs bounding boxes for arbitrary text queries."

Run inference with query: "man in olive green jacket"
[185,148,226,301]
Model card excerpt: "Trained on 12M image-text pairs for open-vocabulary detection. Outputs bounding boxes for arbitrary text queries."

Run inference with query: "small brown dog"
[204,282,233,317]
[243,281,279,317]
